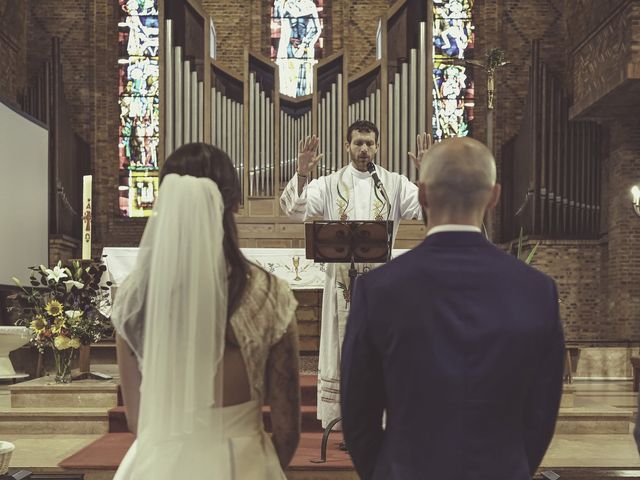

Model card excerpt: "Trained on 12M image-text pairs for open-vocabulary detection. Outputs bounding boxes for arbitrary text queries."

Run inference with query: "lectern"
[305,220,393,299]
[305,220,393,462]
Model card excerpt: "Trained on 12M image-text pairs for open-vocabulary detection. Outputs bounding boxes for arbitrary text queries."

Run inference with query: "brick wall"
[19,1,122,256]
[605,118,640,339]
[0,0,27,106]
[518,239,605,340]
[201,0,252,76]
[345,0,388,76]
[25,1,95,146]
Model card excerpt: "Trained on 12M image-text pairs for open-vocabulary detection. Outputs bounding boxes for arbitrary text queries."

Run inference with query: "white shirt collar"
[426,224,482,236]
[348,162,374,179]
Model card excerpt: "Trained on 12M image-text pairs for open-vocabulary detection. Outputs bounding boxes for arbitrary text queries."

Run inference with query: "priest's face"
[346,130,378,172]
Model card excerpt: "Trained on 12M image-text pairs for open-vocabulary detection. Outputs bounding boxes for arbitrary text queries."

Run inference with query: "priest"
[280,120,429,428]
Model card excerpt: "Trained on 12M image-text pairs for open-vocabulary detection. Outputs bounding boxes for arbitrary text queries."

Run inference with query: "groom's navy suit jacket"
[341,231,564,480]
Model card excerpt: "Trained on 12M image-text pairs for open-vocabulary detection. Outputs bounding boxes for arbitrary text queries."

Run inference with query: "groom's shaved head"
[419,137,496,212]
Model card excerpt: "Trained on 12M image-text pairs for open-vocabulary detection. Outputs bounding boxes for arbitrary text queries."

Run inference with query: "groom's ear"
[418,182,428,210]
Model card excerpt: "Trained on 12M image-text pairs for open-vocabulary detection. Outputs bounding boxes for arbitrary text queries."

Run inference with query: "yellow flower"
[51,318,66,334]
[45,300,64,317]
[54,335,72,350]
[30,316,47,333]
[69,338,81,349]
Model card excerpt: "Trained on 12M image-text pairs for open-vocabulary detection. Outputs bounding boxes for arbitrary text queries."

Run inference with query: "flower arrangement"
[8,260,113,382]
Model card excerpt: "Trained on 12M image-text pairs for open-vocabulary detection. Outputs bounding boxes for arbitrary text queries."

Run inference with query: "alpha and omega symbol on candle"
[82,199,92,240]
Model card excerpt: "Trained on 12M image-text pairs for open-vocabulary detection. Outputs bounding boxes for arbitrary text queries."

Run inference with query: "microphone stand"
[379,184,393,262]
[367,162,393,262]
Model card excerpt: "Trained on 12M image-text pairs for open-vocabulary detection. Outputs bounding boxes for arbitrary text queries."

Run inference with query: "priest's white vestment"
[279,163,422,427]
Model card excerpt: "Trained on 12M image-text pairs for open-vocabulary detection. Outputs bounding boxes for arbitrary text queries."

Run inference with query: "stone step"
[0,408,109,434]
[554,407,635,434]
[10,375,119,409]
[107,406,127,433]
[108,404,325,434]
[300,374,317,405]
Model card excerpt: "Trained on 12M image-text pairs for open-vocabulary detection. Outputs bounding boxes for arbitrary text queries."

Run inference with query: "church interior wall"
[1,1,639,353]
[200,0,254,77]
[0,0,27,106]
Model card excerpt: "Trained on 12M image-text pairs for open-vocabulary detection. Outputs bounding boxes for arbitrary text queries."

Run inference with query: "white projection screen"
[0,99,49,286]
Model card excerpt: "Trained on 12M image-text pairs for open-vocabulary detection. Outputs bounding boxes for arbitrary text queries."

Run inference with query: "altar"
[101,247,409,290]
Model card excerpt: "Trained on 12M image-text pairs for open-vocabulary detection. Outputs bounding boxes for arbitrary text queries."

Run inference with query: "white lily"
[44,261,68,283]
[65,310,83,322]
[11,277,22,286]
[64,280,84,292]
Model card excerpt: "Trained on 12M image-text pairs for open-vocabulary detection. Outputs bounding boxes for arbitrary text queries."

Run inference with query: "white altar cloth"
[102,247,409,290]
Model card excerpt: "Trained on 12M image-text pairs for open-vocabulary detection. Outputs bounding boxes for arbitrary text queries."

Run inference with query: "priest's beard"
[348,150,376,172]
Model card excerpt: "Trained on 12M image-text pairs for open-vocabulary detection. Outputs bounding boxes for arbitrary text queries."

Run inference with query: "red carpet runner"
[58,375,354,473]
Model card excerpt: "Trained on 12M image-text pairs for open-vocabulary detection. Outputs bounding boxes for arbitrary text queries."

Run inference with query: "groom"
[341,137,565,480]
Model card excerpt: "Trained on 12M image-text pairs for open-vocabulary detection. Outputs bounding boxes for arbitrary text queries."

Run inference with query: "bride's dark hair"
[159,143,249,319]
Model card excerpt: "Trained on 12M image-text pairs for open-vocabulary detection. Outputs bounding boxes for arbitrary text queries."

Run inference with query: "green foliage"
[513,227,540,265]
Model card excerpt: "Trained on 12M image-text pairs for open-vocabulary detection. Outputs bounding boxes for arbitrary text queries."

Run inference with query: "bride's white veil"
[112,172,229,477]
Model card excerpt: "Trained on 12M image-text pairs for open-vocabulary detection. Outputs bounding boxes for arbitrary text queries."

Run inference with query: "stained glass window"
[118,0,160,217]
[271,0,325,97]
[432,0,475,142]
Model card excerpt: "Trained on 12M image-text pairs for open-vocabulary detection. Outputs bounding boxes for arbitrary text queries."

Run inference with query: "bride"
[111,143,301,479]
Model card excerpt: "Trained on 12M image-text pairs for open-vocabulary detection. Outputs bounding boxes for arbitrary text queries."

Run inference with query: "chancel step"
[10,375,119,409]
[0,408,109,434]
[108,404,324,435]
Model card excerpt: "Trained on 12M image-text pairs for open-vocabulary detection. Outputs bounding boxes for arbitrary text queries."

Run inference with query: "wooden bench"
[632,356,640,392]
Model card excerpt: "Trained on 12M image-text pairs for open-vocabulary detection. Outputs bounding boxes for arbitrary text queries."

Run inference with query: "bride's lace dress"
[113,264,298,479]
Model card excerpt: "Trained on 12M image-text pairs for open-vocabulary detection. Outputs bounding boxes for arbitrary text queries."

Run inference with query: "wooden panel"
[299,337,319,352]
[255,239,294,248]
[277,223,306,236]
[294,290,322,306]
[296,306,319,322]
[396,223,427,239]
[297,321,320,337]
[248,198,278,216]
[394,239,423,249]
[237,223,276,236]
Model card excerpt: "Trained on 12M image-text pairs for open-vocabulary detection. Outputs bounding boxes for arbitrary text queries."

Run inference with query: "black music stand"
[305,220,393,300]
[305,220,393,463]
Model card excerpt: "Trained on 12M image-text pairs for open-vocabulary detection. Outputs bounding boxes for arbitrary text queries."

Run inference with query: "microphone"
[366,162,383,192]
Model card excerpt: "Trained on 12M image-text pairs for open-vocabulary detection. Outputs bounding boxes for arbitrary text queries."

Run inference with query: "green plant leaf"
[517,227,524,260]
[525,242,540,265]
